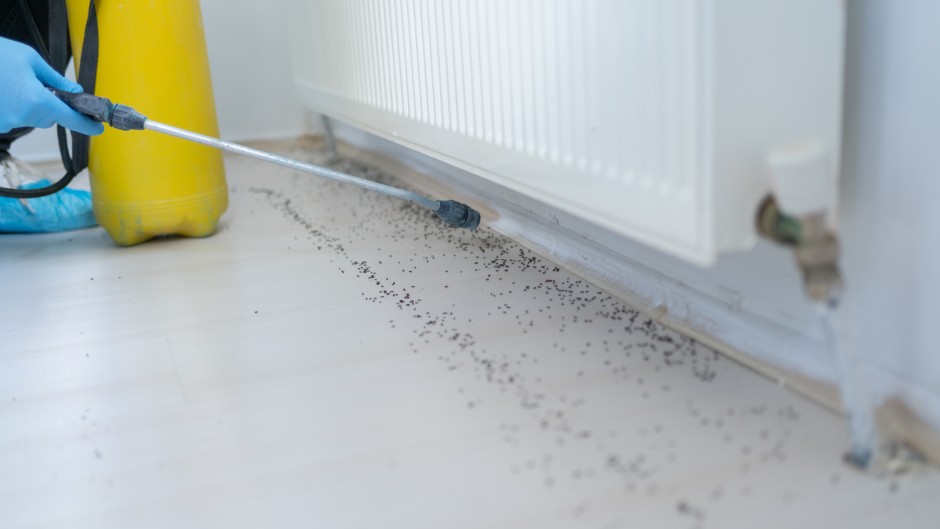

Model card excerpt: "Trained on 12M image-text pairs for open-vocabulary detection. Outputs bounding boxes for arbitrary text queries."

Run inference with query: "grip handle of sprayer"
[49,88,113,123]
[49,88,147,131]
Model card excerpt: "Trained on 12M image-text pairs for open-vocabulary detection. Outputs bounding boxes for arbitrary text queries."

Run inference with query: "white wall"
[11,0,309,162]
[200,0,309,142]
[839,0,940,428]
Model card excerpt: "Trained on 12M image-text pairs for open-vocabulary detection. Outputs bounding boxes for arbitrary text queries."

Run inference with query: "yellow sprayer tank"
[65,0,227,245]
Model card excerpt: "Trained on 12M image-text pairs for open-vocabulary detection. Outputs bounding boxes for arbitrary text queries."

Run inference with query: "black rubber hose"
[0,124,79,199]
[0,4,79,199]
[0,169,78,198]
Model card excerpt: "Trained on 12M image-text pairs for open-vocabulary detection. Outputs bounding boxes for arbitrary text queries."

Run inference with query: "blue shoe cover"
[0,179,97,233]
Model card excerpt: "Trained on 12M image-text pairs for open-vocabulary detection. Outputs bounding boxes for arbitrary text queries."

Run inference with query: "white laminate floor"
[1,141,938,529]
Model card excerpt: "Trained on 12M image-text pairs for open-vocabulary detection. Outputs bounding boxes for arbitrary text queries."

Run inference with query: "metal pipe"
[143,119,441,211]
[320,114,338,161]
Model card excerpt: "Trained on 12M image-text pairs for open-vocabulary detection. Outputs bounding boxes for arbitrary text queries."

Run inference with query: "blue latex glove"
[0,37,104,136]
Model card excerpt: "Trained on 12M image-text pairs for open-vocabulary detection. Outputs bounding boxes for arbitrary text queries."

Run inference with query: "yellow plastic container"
[65,0,227,245]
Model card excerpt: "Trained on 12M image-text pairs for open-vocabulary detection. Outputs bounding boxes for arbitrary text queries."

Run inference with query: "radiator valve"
[758,142,842,303]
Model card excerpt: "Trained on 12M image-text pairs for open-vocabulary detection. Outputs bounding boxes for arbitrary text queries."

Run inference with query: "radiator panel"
[287,0,844,265]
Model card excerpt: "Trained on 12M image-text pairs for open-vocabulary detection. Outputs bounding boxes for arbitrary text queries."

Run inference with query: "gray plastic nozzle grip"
[50,88,147,131]
[49,88,113,124]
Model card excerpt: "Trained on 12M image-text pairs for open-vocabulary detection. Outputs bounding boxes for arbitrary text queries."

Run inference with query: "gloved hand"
[0,37,104,136]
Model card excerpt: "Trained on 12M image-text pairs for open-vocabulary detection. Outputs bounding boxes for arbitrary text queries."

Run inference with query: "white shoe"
[0,156,41,213]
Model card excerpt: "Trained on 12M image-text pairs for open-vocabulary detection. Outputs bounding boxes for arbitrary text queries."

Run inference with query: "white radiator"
[285,0,844,265]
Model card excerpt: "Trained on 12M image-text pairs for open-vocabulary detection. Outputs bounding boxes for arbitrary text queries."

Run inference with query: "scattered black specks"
[676,500,706,521]
[240,150,844,520]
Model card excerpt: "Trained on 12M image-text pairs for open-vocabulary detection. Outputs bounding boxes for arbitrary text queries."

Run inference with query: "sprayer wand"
[46,89,481,230]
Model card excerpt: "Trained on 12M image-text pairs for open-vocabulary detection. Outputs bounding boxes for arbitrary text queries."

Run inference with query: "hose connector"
[49,88,147,131]
[760,141,842,303]
[109,105,147,131]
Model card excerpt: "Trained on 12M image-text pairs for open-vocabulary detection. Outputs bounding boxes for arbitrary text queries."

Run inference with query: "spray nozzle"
[435,200,481,230]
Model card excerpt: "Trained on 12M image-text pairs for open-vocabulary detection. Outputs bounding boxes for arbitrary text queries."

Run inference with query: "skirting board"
[319,125,940,465]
